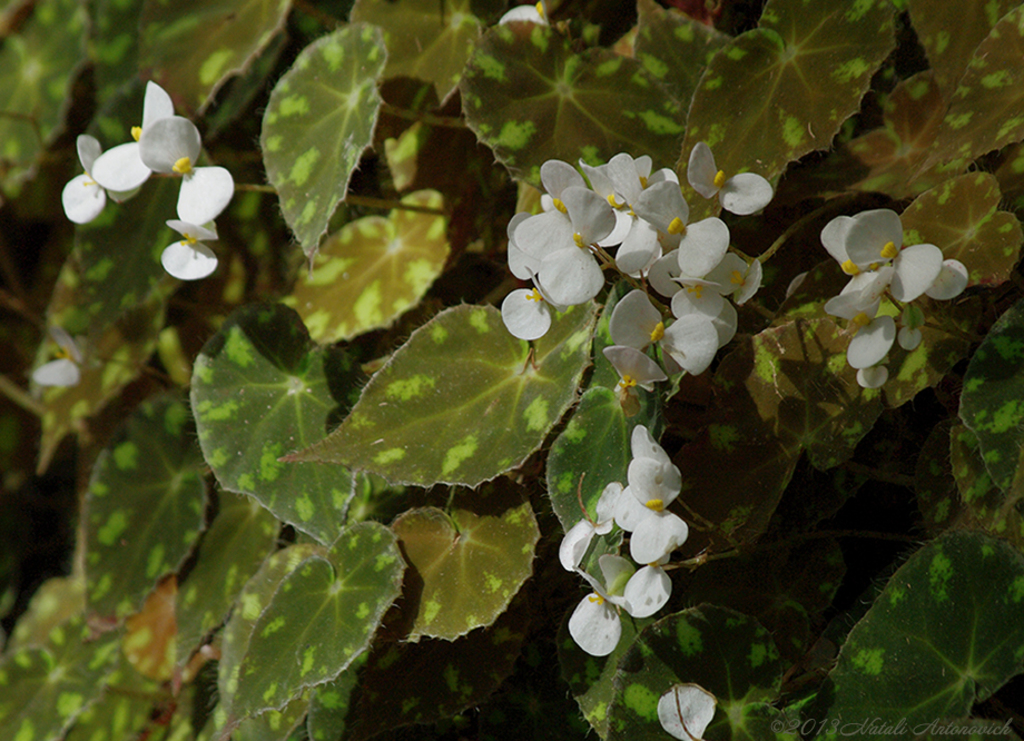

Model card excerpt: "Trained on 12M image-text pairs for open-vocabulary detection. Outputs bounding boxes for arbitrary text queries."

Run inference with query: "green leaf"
[606,605,791,741]
[91,0,143,106]
[959,296,1024,493]
[284,190,450,344]
[0,0,86,192]
[460,23,684,187]
[0,617,121,741]
[261,23,386,257]
[391,482,539,640]
[62,674,157,741]
[85,392,207,620]
[232,521,405,718]
[351,0,483,102]
[138,0,291,113]
[191,303,359,544]
[6,576,85,652]
[950,424,1024,548]
[175,491,280,667]
[681,0,895,196]
[824,531,1024,729]
[924,5,1024,172]
[292,302,596,487]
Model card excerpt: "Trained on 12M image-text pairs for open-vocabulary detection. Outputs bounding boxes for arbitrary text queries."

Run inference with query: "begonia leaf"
[122,576,177,681]
[85,392,206,620]
[351,0,483,102]
[232,521,405,717]
[923,4,1024,172]
[306,654,367,741]
[0,617,121,741]
[915,420,960,536]
[261,23,386,258]
[191,303,360,544]
[0,0,86,191]
[949,425,1024,549]
[291,302,596,487]
[62,677,156,741]
[960,296,1024,493]
[390,482,538,640]
[825,531,1024,728]
[460,22,684,187]
[175,491,280,667]
[681,0,895,205]
[900,172,1022,289]
[606,605,791,741]
[138,0,291,113]
[91,0,144,105]
[285,189,450,344]
[6,576,85,652]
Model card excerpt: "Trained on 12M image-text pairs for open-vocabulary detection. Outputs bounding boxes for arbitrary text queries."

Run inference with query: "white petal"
[161,240,218,280]
[847,315,895,369]
[139,116,202,173]
[560,519,596,571]
[659,684,717,741]
[661,315,719,375]
[142,81,175,127]
[687,142,719,198]
[514,210,572,261]
[719,172,773,215]
[890,243,943,302]
[615,486,653,532]
[49,326,82,362]
[623,565,671,618]
[177,166,234,225]
[628,457,682,505]
[648,253,683,298]
[540,159,584,198]
[603,345,667,389]
[631,425,671,464]
[501,288,552,340]
[62,174,106,224]
[595,482,623,527]
[538,247,604,306]
[735,258,762,305]
[598,209,634,247]
[614,218,660,274]
[635,181,689,234]
[76,135,102,172]
[91,142,151,192]
[671,286,724,322]
[630,510,689,564]
[857,365,889,388]
[606,152,646,205]
[561,186,615,245]
[598,554,636,597]
[568,594,621,656]
[898,326,922,351]
[506,213,539,279]
[713,300,738,348]
[609,289,663,349]
[925,259,969,300]
[676,217,729,278]
[498,4,546,23]
[32,358,80,387]
[845,208,903,266]
[166,219,218,241]
[820,215,854,265]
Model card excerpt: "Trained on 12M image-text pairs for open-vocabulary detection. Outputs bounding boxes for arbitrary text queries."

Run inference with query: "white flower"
[622,555,672,618]
[559,482,622,571]
[603,345,667,410]
[139,116,235,225]
[568,554,633,656]
[704,252,762,306]
[659,683,717,741]
[609,290,665,350]
[91,81,175,194]
[162,220,219,280]
[623,426,689,564]
[846,313,895,370]
[61,136,109,224]
[856,365,889,389]
[33,327,82,387]
[925,259,969,300]
[499,0,547,24]
[687,141,773,215]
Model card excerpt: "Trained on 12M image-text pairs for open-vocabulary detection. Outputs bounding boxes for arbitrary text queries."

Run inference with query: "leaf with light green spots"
[191,303,363,544]
[85,392,207,620]
[0,0,86,191]
[6,576,84,652]
[0,616,121,741]
[351,0,484,102]
[284,190,450,344]
[949,424,1024,549]
[261,23,386,257]
[606,605,792,741]
[823,531,1024,730]
[915,420,961,536]
[175,491,280,668]
[634,0,730,108]
[680,0,895,213]
[959,296,1024,493]
[138,0,291,113]
[232,521,405,718]
[310,604,527,740]
[91,0,144,105]
[215,543,323,734]
[459,22,684,187]
[391,481,538,640]
[907,0,1019,102]
[900,172,1023,289]
[291,302,596,487]
[62,673,158,741]
[924,5,1024,173]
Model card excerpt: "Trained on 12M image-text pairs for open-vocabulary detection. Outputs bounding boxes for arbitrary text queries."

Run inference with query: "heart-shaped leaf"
[261,23,386,257]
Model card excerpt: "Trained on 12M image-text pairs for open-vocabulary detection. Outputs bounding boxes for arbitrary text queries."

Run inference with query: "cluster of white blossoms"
[559,426,689,656]
[821,209,968,388]
[502,144,772,404]
[61,81,234,281]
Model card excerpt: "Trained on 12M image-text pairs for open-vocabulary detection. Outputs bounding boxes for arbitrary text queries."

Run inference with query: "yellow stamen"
[650,321,665,343]
[552,197,567,214]
[880,241,898,259]
[131,126,142,141]
[730,270,745,286]
[526,288,543,302]
[573,232,586,248]
[687,284,704,299]
[180,234,198,246]
[713,170,727,189]
[841,259,860,276]
[667,217,685,234]
[172,156,193,175]
[851,312,872,333]
[535,0,544,16]
[588,593,605,605]
[619,375,638,390]
[645,499,664,511]
[82,175,96,187]
[639,175,648,189]
[606,192,625,209]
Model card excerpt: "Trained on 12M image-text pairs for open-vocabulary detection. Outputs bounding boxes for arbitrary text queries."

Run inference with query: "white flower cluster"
[501,144,772,405]
[61,81,234,281]
[560,426,689,656]
[821,209,968,388]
